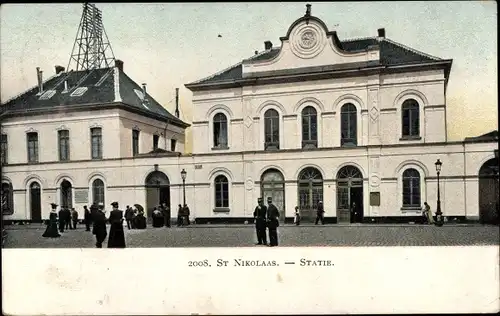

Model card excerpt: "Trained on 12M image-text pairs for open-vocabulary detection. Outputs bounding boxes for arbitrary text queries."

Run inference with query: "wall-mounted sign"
[74,189,89,203]
[195,164,203,169]
[370,192,380,206]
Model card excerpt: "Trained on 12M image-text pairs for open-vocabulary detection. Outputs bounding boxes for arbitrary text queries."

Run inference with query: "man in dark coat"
[253,198,268,245]
[108,202,126,248]
[315,201,325,225]
[64,207,71,230]
[58,207,65,232]
[161,203,171,227]
[93,205,108,248]
[266,197,280,247]
[125,205,134,230]
[176,204,183,227]
[183,204,191,226]
[84,205,92,231]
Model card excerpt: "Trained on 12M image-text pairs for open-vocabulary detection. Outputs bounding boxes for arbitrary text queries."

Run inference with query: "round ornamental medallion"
[300,31,317,49]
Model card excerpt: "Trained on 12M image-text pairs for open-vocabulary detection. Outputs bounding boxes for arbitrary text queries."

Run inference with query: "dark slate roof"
[1,67,188,127]
[187,37,443,86]
[464,130,499,142]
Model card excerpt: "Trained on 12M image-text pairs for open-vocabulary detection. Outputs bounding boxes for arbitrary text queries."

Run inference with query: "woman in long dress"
[107,202,126,248]
[152,207,163,228]
[42,203,61,238]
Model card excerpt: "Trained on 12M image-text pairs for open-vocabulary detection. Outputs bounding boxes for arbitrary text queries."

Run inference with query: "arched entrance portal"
[298,167,323,223]
[478,158,499,224]
[30,182,42,222]
[60,180,73,209]
[145,171,171,220]
[336,166,363,224]
[260,169,285,223]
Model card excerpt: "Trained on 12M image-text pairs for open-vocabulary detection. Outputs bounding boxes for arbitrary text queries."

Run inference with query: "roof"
[0,67,189,128]
[187,37,445,87]
[464,130,499,142]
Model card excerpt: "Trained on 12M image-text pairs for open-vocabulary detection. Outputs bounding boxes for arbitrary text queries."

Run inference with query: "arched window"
[301,106,317,149]
[1,182,14,215]
[92,179,105,206]
[214,175,229,208]
[402,169,421,207]
[402,99,420,137]
[213,113,228,148]
[340,103,357,146]
[264,109,280,150]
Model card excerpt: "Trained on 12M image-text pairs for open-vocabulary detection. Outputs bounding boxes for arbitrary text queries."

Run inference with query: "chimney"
[55,65,65,74]
[305,4,312,17]
[115,59,124,72]
[175,88,180,118]
[36,67,43,94]
[142,83,147,101]
[264,41,272,50]
[63,80,69,93]
[377,28,385,38]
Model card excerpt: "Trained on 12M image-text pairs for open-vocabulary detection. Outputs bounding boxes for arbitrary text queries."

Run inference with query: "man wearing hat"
[93,203,108,248]
[315,201,325,225]
[253,198,268,245]
[266,197,280,247]
[58,205,66,233]
[107,202,126,248]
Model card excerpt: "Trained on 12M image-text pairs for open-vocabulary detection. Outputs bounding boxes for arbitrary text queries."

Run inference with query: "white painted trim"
[113,67,122,102]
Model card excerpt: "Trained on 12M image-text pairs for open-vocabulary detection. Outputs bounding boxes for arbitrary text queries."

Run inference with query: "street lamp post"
[181,169,187,206]
[434,159,444,227]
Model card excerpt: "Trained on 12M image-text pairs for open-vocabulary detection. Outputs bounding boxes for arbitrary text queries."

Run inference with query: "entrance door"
[261,169,285,223]
[478,158,500,224]
[30,182,42,222]
[336,166,363,224]
[60,180,72,209]
[297,167,324,223]
[145,171,171,220]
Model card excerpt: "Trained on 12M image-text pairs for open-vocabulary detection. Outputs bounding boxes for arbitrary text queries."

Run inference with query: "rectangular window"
[132,130,140,156]
[90,128,102,159]
[0,134,7,165]
[27,132,39,163]
[170,139,177,152]
[153,135,159,150]
[58,130,70,161]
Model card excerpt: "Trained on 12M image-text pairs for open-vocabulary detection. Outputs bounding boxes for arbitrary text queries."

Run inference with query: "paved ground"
[2,223,499,248]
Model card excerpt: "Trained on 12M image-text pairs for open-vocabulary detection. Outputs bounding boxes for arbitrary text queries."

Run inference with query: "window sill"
[213,208,230,213]
[212,147,229,151]
[91,158,103,160]
[400,136,422,141]
[401,207,422,213]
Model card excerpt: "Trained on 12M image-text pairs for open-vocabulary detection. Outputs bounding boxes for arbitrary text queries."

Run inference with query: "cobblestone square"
[3,224,499,248]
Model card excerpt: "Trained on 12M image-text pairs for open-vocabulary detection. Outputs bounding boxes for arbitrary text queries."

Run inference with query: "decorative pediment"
[132,125,141,131]
[25,127,38,133]
[56,125,68,131]
[89,123,102,129]
[242,4,379,77]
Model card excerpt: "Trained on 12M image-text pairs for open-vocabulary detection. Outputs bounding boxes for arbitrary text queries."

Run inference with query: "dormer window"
[39,90,56,100]
[70,87,88,97]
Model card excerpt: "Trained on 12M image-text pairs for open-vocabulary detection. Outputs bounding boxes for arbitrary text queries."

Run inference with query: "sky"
[1,2,497,152]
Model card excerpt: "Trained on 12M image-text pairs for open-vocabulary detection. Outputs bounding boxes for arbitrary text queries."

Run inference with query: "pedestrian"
[58,207,65,233]
[64,207,71,230]
[315,201,325,225]
[93,205,108,248]
[162,203,171,227]
[125,205,134,230]
[84,205,92,231]
[422,202,433,224]
[71,208,78,229]
[183,204,191,226]
[177,204,183,227]
[152,207,163,228]
[294,206,301,226]
[42,203,61,238]
[107,202,126,248]
[266,197,280,247]
[253,198,268,245]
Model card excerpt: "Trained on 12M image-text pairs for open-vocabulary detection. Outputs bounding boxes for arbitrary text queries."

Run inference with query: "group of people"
[253,197,281,246]
[123,205,148,230]
[292,201,326,225]
[42,202,127,248]
[150,203,191,228]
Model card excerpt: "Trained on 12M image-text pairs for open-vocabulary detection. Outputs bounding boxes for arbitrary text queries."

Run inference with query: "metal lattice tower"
[67,3,115,71]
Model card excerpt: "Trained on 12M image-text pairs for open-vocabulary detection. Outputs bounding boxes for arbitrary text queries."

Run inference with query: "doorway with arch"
[30,182,42,222]
[478,158,499,224]
[336,166,364,224]
[145,171,171,219]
